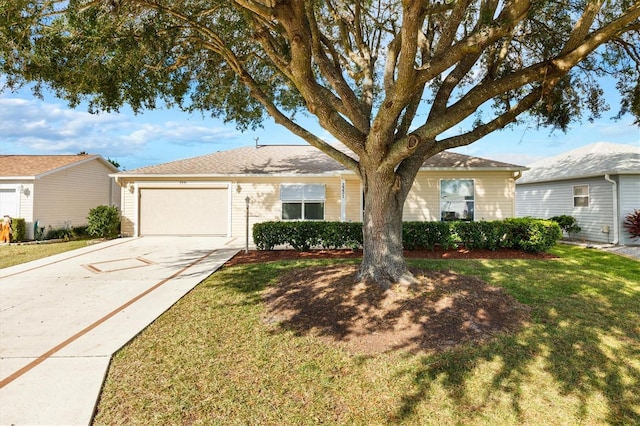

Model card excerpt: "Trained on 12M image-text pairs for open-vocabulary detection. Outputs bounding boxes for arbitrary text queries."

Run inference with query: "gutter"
[604,174,619,245]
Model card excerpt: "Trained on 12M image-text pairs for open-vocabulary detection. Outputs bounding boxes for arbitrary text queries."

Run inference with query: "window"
[280,184,325,220]
[573,185,589,207]
[440,179,474,221]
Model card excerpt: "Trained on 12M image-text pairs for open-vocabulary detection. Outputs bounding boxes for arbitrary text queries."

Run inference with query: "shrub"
[87,205,120,239]
[44,225,74,241]
[320,222,362,249]
[44,221,76,241]
[623,209,640,240]
[453,220,510,251]
[550,215,581,236]
[253,222,285,250]
[72,225,89,238]
[253,221,362,251]
[286,221,322,251]
[403,221,457,250]
[253,219,562,253]
[10,218,26,242]
[503,218,562,253]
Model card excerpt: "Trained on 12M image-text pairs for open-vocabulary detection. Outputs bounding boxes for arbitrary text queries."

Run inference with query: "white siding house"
[0,154,120,240]
[516,142,640,245]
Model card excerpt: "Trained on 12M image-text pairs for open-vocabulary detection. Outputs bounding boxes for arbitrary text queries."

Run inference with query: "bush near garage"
[253,218,562,253]
[44,224,90,241]
[87,205,121,239]
[10,218,26,242]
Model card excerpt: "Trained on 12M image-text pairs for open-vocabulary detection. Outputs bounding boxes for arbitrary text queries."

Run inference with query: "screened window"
[573,185,589,207]
[440,179,475,221]
[280,184,325,220]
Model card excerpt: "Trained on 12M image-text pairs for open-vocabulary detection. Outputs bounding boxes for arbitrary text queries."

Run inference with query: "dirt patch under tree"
[225,249,547,355]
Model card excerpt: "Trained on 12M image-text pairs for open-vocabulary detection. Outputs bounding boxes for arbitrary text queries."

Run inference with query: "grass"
[0,239,93,269]
[88,245,638,425]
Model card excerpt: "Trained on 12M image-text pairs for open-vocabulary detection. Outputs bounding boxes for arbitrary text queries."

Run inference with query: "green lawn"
[0,240,93,269]
[92,245,640,425]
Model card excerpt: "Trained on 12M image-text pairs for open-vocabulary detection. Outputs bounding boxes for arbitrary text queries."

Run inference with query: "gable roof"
[517,142,640,184]
[117,145,525,177]
[0,154,119,180]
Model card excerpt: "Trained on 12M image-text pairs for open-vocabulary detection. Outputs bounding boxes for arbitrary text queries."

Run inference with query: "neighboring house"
[113,145,526,240]
[0,154,121,240]
[516,142,640,245]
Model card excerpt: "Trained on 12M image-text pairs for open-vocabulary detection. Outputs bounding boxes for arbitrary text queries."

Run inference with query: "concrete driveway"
[0,236,240,425]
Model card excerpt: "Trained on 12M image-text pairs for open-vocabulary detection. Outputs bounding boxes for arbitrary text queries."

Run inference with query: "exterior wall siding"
[405,171,516,222]
[516,177,615,243]
[120,183,136,237]
[343,177,362,222]
[231,176,343,243]
[20,183,35,239]
[619,174,640,245]
[33,160,118,234]
[0,181,35,238]
[117,170,519,242]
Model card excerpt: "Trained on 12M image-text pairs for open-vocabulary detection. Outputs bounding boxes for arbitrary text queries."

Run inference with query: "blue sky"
[1,82,638,171]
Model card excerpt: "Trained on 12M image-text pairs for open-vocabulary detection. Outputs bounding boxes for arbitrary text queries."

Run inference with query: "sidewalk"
[560,240,640,260]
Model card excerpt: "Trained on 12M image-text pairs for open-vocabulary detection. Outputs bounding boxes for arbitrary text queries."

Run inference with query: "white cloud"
[0,96,241,165]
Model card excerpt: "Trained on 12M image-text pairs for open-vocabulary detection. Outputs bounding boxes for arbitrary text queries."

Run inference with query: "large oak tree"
[2,0,639,287]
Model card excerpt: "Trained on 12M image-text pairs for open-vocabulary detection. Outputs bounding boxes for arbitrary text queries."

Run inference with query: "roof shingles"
[518,142,640,184]
[0,155,99,177]
[122,145,524,176]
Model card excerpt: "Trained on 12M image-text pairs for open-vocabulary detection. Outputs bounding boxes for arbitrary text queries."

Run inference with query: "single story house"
[113,145,526,241]
[0,154,121,240]
[516,142,640,245]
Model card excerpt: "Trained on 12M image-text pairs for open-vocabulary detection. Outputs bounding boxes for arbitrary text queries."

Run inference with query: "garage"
[139,187,229,236]
[0,186,19,218]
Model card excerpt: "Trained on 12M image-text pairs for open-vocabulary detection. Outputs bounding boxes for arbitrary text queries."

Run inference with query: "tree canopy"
[2,0,639,286]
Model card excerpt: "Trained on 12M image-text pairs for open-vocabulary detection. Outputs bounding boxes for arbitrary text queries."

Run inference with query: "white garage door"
[0,187,19,218]
[139,187,229,236]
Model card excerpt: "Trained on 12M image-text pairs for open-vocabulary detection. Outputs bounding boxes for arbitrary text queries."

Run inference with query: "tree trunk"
[356,169,416,289]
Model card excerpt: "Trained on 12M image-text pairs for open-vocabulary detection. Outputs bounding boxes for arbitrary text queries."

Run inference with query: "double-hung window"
[280,184,325,220]
[440,179,475,221]
[573,185,589,207]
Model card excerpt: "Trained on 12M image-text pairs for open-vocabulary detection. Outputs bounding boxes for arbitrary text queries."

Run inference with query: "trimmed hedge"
[253,218,561,253]
[253,221,361,251]
[11,218,26,242]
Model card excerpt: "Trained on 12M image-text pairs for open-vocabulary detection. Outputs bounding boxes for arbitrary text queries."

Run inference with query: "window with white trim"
[573,185,589,207]
[440,179,474,221]
[280,184,325,220]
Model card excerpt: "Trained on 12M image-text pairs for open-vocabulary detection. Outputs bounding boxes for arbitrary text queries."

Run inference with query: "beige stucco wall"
[117,169,517,239]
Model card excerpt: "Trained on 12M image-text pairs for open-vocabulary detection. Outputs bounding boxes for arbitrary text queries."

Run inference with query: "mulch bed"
[224,247,556,267]
[224,248,551,355]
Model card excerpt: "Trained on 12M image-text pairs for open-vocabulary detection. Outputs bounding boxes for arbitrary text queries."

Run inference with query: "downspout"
[513,171,523,217]
[604,174,619,245]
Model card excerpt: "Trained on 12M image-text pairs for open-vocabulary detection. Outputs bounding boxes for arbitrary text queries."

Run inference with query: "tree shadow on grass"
[262,264,530,357]
[214,251,639,424]
[393,255,640,425]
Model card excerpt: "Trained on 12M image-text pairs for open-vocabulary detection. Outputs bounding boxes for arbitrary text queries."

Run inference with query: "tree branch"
[306,6,370,134]
[436,85,547,151]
